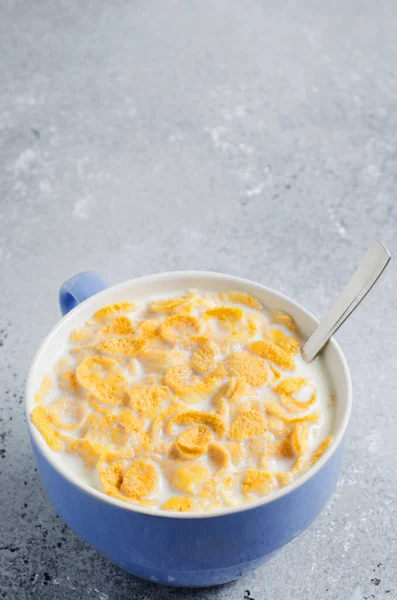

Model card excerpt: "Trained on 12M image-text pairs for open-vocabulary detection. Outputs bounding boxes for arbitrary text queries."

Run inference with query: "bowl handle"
[59,271,108,316]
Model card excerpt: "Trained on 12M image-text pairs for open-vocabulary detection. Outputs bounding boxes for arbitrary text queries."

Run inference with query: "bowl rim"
[25,270,352,519]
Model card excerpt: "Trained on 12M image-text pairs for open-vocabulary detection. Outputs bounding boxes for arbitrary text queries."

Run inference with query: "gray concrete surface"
[1,0,396,598]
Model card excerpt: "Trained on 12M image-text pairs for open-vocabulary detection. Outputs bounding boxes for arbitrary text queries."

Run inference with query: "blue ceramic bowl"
[26,271,352,587]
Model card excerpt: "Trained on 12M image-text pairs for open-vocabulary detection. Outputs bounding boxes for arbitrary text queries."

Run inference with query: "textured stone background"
[0,1,396,598]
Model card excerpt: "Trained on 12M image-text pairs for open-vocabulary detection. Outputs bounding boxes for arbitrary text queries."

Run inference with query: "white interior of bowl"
[25,271,352,518]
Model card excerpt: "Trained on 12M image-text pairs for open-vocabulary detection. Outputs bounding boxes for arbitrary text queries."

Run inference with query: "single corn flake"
[192,342,216,373]
[111,316,135,335]
[161,496,194,512]
[70,327,93,344]
[229,409,266,441]
[140,348,185,372]
[150,293,195,313]
[267,416,291,437]
[118,410,143,434]
[100,461,124,494]
[160,314,201,343]
[121,460,158,499]
[208,442,230,469]
[93,302,136,322]
[58,370,78,392]
[170,410,226,438]
[224,352,269,387]
[241,471,277,495]
[68,439,99,466]
[175,425,212,459]
[270,310,298,333]
[204,306,243,323]
[31,406,63,452]
[311,436,334,465]
[264,399,320,424]
[48,397,87,430]
[220,290,263,311]
[129,385,170,417]
[164,364,194,393]
[96,336,147,357]
[172,463,209,494]
[270,329,300,355]
[249,341,295,370]
[290,422,309,456]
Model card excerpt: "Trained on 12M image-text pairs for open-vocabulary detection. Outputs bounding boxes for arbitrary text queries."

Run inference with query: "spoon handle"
[301,240,391,363]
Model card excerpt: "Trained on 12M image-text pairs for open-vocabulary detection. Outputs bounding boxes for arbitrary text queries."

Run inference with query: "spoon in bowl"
[301,240,391,363]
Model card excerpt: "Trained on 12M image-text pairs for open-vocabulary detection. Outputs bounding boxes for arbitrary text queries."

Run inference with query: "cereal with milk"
[31,290,334,512]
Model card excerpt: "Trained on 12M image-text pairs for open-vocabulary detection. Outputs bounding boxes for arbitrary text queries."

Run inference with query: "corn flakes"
[249,340,295,370]
[161,496,194,511]
[224,352,269,387]
[241,471,277,495]
[31,289,334,512]
[229,409,266,441]
[175,425,212,458]
[129,385,170,417]
[93,302,136,322]
[220,290,263,311]
[31,406,63,451]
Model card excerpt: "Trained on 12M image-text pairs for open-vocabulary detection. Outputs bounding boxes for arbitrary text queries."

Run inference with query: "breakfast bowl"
[25,271,352,587]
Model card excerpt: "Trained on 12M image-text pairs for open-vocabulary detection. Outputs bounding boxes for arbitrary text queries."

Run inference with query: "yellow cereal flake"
[129,385,170,417]
[118,411,143,434]
[267,416,291,437]
[164,364,194,394]
[181,335,211,350]
[48,397,87,430]
[70,327,93,344]
[276,378,308,396]
[160,315,201,343]
[76,357,128,405]
[275,457,307,487]
[34,375,52,405]
[172,463,209,494]
[68,439,99,466]
[204,306,243,324]
[270,310,298,333]
[220,290,263,311]
[264,399,320,424]
[58,370,78,392]
[229,409,266,441]
[96,336,147,357]
[93,302,136,322]
[224,352,269,387]
[273,438,295,459]
[31,406,63,452]
[84,414,119,451]
[192,342,216,373]
[311,436,334,465]
[208,442,230,469]
[226,441,246,466]
[137,319,161,340]
[290,423,309,456]
[88,394,117,415]
[111,316,135,335]
[270,329,300,355]
[175,425,212,458]
[140,348,185,371]
[100,461,125,494]
[161,496,194,512]
[269,364,281,380]
[170,410,226,438]
[121,460,158,499]
[241,471,277,495]
[249,341,295,370]
[150,293,195,313]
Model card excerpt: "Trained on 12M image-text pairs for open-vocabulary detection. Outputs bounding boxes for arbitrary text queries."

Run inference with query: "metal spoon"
[301,240,391,363]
